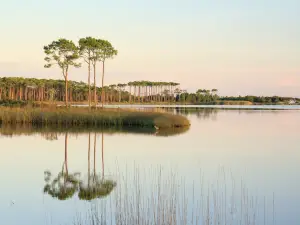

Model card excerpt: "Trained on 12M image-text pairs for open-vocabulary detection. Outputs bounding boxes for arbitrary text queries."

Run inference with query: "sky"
[0,0,299,97]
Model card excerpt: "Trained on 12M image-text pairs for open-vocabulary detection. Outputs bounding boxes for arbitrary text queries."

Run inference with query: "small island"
[0,107,190,129]
[0,37,190,130]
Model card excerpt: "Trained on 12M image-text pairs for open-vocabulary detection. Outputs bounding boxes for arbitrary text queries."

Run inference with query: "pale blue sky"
[0,0,299,96]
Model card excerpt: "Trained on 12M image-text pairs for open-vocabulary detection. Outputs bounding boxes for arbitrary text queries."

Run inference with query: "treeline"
[176,89,219,103]
[0,77,181,103]
[0,77,103,103]
[219,96,299,104]
[1,77,298,105]
[177,91,299,105]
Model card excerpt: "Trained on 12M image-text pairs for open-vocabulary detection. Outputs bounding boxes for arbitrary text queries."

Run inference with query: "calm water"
[75,104,300,110]
[0,108,300,225]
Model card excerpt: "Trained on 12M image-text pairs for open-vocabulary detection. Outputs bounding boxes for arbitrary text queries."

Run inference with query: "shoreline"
[70,104,300,110]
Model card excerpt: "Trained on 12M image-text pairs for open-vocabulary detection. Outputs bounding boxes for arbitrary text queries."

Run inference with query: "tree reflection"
[43,133,80,200]
[78,132,116,201]
[43,131,116,201]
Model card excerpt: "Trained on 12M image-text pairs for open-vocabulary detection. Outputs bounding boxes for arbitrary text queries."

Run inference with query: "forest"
[0,77,182,104]
[0,77,298,106]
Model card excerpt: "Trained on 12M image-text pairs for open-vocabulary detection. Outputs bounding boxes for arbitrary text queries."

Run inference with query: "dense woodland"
[0,77,298,105]
[0,77,182,103]
[219,96,299,104]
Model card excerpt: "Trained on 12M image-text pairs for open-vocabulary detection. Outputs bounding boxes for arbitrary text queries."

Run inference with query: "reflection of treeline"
[0,124,189,138]
[173,107,218,120]
[164,107,286,121]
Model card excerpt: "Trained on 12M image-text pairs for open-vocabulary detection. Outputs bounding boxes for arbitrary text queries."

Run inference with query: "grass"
[66,166,275,225]
[0,106,190,129]
[0,99,27,107]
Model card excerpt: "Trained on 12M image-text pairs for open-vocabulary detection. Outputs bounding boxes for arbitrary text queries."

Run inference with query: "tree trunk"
[93,63,97,107]
[94,132,96,176]
[69,88,73,102]
[25,87,28,101]
[88,62,91,108]
[134,86,136,103]
[101,132,104,178]
[110,90,112,103]
[129,86,132,103]
[138,86,141,103]
[65,69,68,107]
[141,86,144,103]
[101,61,105,108]
[65,132,68,175]
[88,132,91,188]
[42,87,44,102]
[19,87,22,100]
[39,87,42,101]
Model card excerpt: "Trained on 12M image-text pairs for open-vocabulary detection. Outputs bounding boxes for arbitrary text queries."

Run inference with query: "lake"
[0,108,299,225]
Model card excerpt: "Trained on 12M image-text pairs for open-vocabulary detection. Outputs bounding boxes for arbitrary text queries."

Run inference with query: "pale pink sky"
[0,0,299,97]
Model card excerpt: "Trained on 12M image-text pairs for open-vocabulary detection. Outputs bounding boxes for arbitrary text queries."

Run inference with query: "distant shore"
[85,104,300,110]
[1,78,299,108]
[1,99,299,110]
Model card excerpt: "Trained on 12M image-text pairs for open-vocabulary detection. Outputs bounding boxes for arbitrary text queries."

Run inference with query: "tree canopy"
[44,38,81,75]
[44,38,81,106]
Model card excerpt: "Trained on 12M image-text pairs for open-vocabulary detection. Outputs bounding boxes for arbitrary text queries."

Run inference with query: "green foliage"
[219,95,296,104]
[44,38,81,75]
[0,100,27,107]
[43,170,81,201]
[178,89,218,104]
[94,39,118,62]
[44,38,81,106]
[44,169,116,201]
[79,37,98,63]
[78,176,117,201]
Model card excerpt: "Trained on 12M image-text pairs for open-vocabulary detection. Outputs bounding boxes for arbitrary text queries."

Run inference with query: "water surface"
[74,104,300,110]
[0,108,299,224]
